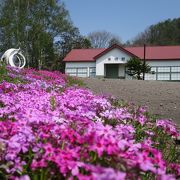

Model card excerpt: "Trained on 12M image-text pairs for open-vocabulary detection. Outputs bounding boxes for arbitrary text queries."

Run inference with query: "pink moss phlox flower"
[137,145,166,175]
[136,114,147,126]
[156,119,179,137]
[100,108,132,121]
[115,124,135,139]
[138,106,148,113]
[17,175,30,180]
[158,174,176,180]
[7,66,66,88]
[83,164,126,180]
[0,66,179,179]
[143,137,153,146]
[92,167,126,180]
[170,163,180,176]
[31,159,48,170]
[4,124,35,172]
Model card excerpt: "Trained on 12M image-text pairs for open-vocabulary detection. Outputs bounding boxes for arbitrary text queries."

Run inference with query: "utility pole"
[142,44,146,80]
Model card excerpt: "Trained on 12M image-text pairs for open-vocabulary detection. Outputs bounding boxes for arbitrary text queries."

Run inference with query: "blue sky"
[63,0,180,43]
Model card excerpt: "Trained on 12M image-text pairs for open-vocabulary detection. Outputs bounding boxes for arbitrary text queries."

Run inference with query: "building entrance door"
[105,64,119,78]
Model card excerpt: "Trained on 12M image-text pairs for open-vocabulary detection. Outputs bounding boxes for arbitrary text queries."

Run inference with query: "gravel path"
[83,78,180,125]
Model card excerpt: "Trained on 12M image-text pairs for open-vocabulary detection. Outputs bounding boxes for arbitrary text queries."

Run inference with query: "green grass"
[66,75,85,87]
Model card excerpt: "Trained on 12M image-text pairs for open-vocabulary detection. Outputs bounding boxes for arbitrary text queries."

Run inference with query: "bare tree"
[108,36,122,47]
[132,28,151,46]
[87,31,122,48]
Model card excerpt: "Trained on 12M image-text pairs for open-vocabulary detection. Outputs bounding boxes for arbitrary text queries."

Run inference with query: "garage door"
[106,64,119,78]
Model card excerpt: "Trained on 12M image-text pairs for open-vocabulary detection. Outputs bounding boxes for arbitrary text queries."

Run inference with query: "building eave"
[94,44,140,60]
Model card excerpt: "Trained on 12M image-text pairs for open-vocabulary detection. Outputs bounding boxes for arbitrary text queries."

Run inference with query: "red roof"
[63,48,105,62]
[63,45,180,62]
[126,46,180,60]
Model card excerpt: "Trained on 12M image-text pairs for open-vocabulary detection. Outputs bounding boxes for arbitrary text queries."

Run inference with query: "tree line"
[90,18,180,47]
[132,18,180,46]
[84,18,180,48]
[0,0,91,71]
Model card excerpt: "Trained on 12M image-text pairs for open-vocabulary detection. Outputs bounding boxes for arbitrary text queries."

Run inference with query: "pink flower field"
[0,65,179,180]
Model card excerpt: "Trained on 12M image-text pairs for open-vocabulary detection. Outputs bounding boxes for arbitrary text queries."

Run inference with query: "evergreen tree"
[126,57,151,80]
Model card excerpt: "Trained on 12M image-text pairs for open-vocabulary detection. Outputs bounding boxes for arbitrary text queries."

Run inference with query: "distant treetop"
[87,30,122,48]
[131,18,180,46]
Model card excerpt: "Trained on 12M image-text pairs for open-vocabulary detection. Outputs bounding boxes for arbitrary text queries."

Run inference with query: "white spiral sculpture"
[1,48,26,68]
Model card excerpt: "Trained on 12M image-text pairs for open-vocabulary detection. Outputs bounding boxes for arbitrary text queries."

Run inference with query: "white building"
[63,44,180,80]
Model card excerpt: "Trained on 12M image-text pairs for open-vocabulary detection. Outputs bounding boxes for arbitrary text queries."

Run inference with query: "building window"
[146,66,180,81]
[171,73,180,80]
[171,67,180,72]
[157,73,170,80]
[66,67,88,77]
[121,57,125,61]
[115,57,118,60]
[158,67,170,72]
[108,58,111,61]
[66,68,76,74]
[89,67,96,77]
[77,68,88,77]
[151,67,157,72]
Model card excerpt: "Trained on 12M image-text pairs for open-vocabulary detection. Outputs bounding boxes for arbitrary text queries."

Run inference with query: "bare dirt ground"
[83,78,180,125]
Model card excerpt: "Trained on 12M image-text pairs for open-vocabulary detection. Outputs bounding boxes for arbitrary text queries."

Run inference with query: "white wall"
[146,60,180,66]
[65,62,96,68]
[145,60,180,80]
[119,64,125,77]
[65,62,96,77]
[96,48,131,76]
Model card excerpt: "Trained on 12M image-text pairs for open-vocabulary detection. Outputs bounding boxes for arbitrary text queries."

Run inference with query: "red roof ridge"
[124,44,180,48]
[94,44,139,59]
[71,48,106,50]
